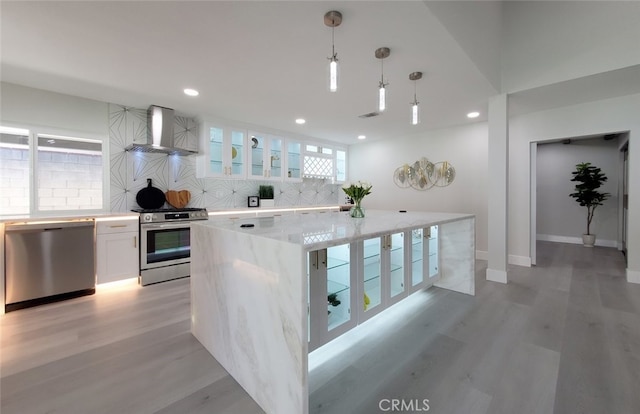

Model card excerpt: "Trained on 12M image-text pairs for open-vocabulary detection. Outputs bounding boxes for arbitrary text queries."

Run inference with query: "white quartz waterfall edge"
[190,210,475,414]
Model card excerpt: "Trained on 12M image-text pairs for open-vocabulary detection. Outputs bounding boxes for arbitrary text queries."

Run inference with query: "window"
[0,127,30,215]
[0,126,105,215]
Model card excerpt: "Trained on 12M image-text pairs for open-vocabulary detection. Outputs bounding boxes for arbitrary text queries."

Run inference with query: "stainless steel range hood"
[125,105,197,156]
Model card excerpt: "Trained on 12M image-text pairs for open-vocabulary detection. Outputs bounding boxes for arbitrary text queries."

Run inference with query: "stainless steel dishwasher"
[5,220,96,312]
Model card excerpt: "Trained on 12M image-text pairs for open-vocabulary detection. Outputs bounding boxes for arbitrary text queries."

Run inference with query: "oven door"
[140,222,191,270]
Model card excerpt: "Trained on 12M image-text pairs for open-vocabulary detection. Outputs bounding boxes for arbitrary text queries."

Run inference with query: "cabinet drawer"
[96,219,138,234]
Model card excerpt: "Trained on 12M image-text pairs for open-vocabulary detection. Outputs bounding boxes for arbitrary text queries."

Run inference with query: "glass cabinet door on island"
[361,237,383,320]
[387,232,406,305]
[428,225,439,279]
[358,232,406,323]
[308,243,357,352]
[409,226,439,294]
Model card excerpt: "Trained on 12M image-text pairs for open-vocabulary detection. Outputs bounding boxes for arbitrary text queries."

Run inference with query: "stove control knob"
[143,214,153,222]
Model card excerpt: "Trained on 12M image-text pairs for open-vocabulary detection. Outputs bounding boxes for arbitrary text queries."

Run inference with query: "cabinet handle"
[319,249,327,268]
[133,236,137,248]
[109,224,127,228]
[310,251,318,269]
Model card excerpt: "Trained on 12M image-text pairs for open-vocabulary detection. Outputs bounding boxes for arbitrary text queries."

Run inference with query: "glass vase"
[350,199,365,218]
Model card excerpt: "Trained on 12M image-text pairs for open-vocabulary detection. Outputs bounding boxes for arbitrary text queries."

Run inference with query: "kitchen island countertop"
[201,209,474,251]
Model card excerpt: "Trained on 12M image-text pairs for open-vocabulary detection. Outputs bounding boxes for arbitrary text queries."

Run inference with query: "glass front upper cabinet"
[248,132,283,180]
[198,123,245,179]
[335,148,347,183]
[285,140,302,182]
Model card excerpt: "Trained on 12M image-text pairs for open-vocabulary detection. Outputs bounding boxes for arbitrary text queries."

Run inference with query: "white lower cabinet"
[96,219,139,284]
[308,226,439,351]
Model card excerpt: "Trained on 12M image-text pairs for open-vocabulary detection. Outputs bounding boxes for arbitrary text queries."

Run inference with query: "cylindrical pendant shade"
[329,58,338,92]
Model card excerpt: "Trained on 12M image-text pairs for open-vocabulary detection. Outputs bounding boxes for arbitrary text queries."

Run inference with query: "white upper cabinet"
[247,132,284,181]
[284,140,303,182]
[197,122,246,179]
[198,121,347,183]
[335,148,347,183]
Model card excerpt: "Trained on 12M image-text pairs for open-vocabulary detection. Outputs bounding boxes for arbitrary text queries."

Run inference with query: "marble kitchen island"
[190,210,475,414]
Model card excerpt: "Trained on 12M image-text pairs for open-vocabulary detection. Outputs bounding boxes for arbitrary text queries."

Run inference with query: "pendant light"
[409,72,422,125]
[324,11,342,92]
[375,47,390,112]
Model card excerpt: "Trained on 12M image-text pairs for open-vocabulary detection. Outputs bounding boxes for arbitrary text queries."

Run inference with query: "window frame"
[0,123,109,216]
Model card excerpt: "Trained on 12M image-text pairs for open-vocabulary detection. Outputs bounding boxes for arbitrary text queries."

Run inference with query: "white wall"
[0,82,109,137]
[349,122,488,253]
[509,93,640,279]
[502,1,640,92]
[536,138,619,246]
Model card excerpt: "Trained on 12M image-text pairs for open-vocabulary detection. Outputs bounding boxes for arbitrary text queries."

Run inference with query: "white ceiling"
[2,1,639,146]
[0,0,498,145]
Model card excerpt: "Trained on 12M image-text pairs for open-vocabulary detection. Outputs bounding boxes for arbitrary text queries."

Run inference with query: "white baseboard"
[475,251,531,267]
[509,255,532,267]
[486,268,507,284]
[627,269,640,284]
[537,234,617,248]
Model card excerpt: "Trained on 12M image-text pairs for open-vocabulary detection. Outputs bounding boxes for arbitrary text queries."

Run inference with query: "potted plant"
[569,162,610,247]
[258,185,275,207]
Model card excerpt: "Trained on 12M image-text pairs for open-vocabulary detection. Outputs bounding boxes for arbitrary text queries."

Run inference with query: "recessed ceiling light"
[467,111,480,118]
[358,135,366,140]
[184,88,199,97]
[295,118,306,125]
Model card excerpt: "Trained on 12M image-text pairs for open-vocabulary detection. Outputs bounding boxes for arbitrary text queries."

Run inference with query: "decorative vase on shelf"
[350,199,365,218]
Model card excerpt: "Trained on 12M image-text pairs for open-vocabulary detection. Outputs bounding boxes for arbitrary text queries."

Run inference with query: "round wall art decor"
[393,157,455,190]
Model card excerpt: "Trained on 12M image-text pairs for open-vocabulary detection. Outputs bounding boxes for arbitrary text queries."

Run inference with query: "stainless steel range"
[133,207,208,286]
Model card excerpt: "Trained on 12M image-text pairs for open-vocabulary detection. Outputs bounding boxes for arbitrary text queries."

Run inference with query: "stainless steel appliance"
[4,220,96,312]
[125,105,197,156]
[134,207,208,286]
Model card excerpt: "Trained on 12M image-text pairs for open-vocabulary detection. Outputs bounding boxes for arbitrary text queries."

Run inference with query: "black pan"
[136,179,166,209]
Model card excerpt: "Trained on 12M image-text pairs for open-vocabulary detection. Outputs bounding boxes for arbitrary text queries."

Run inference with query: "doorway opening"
[530,132,628,265]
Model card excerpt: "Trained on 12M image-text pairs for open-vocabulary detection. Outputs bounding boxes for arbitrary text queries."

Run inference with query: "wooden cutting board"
[165,190,191,209]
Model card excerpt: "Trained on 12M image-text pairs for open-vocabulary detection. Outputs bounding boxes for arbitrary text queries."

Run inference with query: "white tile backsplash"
[108,103,341,212]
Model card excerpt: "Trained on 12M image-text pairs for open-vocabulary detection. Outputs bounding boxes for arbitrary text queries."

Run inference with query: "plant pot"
[260,199,275,208]
[582,234,596,247]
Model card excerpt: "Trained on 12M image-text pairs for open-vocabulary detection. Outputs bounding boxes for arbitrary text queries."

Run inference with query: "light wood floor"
[2,241,639,414]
